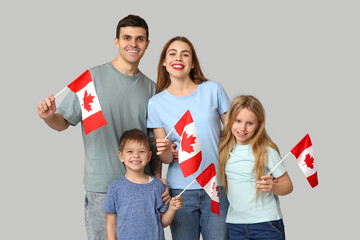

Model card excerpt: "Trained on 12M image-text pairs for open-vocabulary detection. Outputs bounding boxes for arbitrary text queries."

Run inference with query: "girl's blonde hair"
[218,95,279,199]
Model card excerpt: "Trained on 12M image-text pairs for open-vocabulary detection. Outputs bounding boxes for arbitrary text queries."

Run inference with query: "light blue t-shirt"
[103,176,168,240]
[147,81,230,189]
[225,144,287,224]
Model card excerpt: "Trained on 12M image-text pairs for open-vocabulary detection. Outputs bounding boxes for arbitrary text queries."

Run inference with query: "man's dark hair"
[116,14,149,40]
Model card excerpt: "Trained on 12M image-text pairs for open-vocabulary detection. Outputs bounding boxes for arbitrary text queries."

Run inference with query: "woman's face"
[163,40,194,80]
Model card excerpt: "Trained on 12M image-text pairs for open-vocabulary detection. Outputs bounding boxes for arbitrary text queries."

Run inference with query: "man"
[37,15,168,240]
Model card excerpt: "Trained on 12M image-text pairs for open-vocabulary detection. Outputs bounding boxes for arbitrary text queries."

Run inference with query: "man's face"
[115,26,149,65]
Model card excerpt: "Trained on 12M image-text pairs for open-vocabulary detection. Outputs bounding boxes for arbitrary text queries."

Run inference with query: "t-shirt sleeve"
[267,147,287,178]
[147,98,163,129]
[158,182,168,213]
[56,90,82,126]
[216,82,231,115]
[103,184,117,214]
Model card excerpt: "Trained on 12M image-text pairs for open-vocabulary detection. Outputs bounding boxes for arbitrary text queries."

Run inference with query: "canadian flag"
[174,110,202,177]
[291,134,318,188]
[67,70,107,134]
[196,163,220,215]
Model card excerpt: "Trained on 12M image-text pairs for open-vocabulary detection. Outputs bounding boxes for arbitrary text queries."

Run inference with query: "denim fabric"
[227,219,285,240]
[169,187,229,240]
[84,191,107,240]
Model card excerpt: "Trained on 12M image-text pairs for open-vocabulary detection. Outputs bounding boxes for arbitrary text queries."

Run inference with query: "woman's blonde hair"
[218,95,279,199]
[156,36,207,93]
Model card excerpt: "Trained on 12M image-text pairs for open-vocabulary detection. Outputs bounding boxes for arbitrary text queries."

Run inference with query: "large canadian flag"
[291,134,318,188]
[67,70,107,134]
[196,163,220,215]
[174,110,202,177]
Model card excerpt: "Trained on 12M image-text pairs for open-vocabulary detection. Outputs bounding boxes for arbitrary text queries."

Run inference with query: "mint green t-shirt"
[225,144,286,224]
[57,62,155,192]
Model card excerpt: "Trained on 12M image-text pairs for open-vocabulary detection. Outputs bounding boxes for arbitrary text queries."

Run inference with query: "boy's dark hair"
[119,129,160,176]
[116,14,149,40]
[119,129,150,152]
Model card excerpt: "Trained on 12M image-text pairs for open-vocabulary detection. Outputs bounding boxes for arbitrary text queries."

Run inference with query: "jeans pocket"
[268,220,283,234]
[84,195,88,208]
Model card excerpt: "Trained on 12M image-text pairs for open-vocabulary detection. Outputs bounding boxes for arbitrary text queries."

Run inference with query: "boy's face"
[115,26,150,65]
[119,141,151,172]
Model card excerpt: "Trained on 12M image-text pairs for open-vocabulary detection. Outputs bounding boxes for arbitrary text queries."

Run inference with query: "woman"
[147,36,230,240]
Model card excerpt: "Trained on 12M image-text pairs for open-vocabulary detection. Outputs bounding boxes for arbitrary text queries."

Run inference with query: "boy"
[103,129,182,240]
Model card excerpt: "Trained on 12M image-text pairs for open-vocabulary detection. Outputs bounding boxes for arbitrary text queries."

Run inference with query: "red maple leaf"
[181,131,196,154]
[303,153,315,169]
[82,90,95,112]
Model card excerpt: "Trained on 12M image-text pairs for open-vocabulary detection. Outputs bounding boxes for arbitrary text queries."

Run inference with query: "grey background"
[1,0,359,239]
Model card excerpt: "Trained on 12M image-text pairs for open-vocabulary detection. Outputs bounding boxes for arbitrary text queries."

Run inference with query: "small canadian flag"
[291,134,318,188]
[174,110,202,178]
[196,163,220,215]
[67,70,107,134]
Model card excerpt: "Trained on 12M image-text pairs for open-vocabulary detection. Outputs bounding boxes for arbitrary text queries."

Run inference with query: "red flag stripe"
[307,172,318,188]
[67,70,93,93]
[291,134,312,158]
[211,200,220,215]
[83,110,107,134]
[174,110,193,136]
[196,163,216,187]
[179,151,202,177]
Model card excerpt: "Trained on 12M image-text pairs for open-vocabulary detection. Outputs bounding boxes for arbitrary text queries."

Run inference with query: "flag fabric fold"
[174,110,202,177]
[67,70,107,134]
[196,163,220,215]
[291,134,318,188]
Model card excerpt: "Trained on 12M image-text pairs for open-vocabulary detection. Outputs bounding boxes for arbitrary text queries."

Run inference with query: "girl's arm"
[153,128,173,164]
[161,196,182,227]
[256,172,293,196]
[106,213,117,240]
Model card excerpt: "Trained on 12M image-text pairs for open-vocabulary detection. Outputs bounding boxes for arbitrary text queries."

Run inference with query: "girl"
[218,95,293,240]
[147,36,230,240]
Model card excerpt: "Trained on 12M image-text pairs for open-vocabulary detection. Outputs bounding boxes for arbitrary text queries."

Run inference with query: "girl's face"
[163,40,194,80]
[231,108,259,145]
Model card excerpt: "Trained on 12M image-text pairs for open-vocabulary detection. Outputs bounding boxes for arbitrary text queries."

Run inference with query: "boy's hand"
[169,196,182,210]
[37,94,56,120]
[255,174,274,192]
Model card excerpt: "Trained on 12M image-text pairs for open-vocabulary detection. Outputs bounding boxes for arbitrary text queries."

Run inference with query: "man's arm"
[37,94,70,131]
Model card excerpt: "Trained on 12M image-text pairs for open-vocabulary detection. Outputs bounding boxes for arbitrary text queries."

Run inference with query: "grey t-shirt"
[57,62,156,192]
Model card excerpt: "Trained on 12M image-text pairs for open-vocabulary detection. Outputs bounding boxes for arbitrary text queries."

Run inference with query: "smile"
[127,49,139,53]
[130,160,141,164]
[172,64,184,70]
[236,131,247,136]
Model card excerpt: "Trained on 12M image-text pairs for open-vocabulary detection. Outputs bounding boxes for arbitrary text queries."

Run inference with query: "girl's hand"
[169,196,183,210]
[156,139,172,156]
[255,174,274,192]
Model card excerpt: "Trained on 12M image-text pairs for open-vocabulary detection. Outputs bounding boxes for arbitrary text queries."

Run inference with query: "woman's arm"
[153,128,173,164]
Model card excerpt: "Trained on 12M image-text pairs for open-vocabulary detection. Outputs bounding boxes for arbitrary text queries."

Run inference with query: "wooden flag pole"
[164,127,175,140]
[257,151,291,186]
[177,178,196,197]
[54,87,68,98]
[268,151,291,175]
